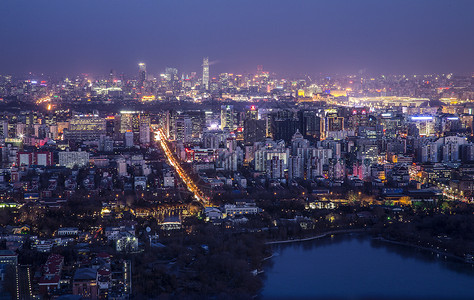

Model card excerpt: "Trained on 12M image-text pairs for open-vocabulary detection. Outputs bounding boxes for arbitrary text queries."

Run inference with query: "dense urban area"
[0,61,474,299]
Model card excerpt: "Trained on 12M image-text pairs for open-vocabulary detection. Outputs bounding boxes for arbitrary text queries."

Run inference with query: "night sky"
[1,0,473,76]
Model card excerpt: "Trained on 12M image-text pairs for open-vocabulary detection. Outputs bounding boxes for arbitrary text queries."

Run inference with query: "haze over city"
[1,0,474,76]
[1,1,474,299]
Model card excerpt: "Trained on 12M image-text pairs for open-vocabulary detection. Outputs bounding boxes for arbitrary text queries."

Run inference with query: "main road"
[155,128,209,206]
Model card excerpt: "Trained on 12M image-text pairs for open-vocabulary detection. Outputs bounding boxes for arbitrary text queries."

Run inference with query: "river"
[261,234,474,299]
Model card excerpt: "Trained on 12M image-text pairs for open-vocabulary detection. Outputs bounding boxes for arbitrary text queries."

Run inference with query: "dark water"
[262,235,474,300]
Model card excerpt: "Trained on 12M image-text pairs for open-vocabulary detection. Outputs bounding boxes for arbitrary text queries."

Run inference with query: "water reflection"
[262,234,474,300]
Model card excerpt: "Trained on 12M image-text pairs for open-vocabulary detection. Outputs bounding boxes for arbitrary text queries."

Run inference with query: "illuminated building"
[410,116,435,136]
[266,156,285,179]
[220,105,234,131]
[139,117,151,144]
[224,203,259,217]
[58,150,90,168]
[64,115,106,141]
[17,151,53,166]
[120,111,150,144]
[138,62,146,86]
[174,117,192,143]
[141,95,155,102]
[288,155,304,179]
[98,135,114,152]
[72,268,98,299]
[244,105,265,145]
[327,116,344,132]
[124,131,134,147]
[185,110,206,142]
[202,57,209,90]
[165,67,178,80]
[348,108,369,130]
[245,105,258,120]
[202,130,226,149]
[254,139,289,174]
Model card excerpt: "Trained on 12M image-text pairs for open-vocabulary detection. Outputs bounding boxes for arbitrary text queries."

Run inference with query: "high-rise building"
[220,105,234,131]
[120,111,141,133]
[245,105,258,121]
[298,110,321,141]
[99,135,114,152]
[202,57,209,90]
[244,119,266,145]
[64,115,106,141]
[327,116,344,131]
[186,110,206,142]
[124,131,134,147]
[164,67,178,82]
[138,63,146,86]
[139,117,151,144]
[175,117,192,143]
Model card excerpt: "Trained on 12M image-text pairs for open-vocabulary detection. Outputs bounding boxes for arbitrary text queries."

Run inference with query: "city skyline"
[1,1,474,299]
[1,0,474,76]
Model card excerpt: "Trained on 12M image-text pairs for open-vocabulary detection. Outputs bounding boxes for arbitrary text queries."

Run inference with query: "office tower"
[165,67,178,81]
[124,131,134,147]
[138,63,146,86]
[202,130,225,149]
[348,108,369,130]
[298,110,321,141]
[105,116,115,137]
[120,111,141,133]
[244,106,265,145]
[221,105,234,131]
[202,57,209,90]
[175,117,192,143]
[244,119,266,145]
[271,111,300,143]
[186,110,206,141]
[245,105,258,120]
[109,69,116,83]
[327,116,344,131]
[64,115,106,141]
[99,135,114,152]
[139,116,151,144]
[164,110,173,139]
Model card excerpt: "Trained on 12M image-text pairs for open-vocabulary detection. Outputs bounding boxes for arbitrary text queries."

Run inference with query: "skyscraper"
[220,105,234,131]
[138,63,146,86]
[202,57,209,90]
[244,106,265,145]
[175,117,192,143]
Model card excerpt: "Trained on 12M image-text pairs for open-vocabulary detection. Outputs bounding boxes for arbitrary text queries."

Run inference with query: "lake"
[261,234,474,299]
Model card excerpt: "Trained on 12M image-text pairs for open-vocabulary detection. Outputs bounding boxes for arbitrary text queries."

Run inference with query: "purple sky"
[1,0,473,77]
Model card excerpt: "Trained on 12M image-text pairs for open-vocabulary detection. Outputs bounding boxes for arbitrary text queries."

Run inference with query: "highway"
[155,129,209,206]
